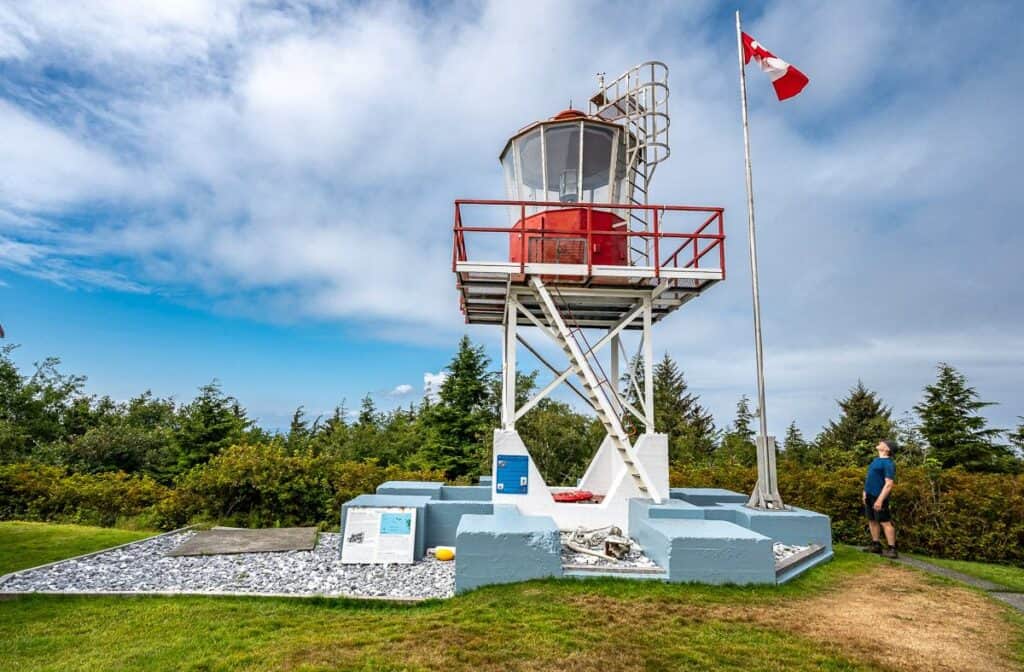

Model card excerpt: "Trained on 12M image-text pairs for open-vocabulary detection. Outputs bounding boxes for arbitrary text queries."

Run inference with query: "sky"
[0,0,1022,437]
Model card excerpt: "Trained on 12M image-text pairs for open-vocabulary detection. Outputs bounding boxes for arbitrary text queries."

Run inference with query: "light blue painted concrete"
[440,485,492,501]
[670,487,748,506]
[628,498,705,535]
[340,494,433,560]
[455,506,562,593]
[633,516,776,584]
[478,475,493,486]
[376,481,443,499]
[711,503,833,551]
[424,501,493,548]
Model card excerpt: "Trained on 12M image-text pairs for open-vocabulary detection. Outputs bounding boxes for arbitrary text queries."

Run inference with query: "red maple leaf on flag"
[742,32,809,101]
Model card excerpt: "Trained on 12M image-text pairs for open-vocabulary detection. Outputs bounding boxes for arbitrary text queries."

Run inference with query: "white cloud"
[0,100,128,211]
[423,371,447,402]
[389,383,413,397]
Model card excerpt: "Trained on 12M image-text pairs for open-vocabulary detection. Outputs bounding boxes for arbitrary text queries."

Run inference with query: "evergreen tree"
[310,402,350,456]
[419,336,496,478]
[782,420,810,464]
[812,381,893,468]
[913,363,1010,472]
[357,395,379,427]
[286,406,312,451]
[175,381,251,472]
[649,353,717,462]
[717,395,756,466]
[1010,418,1024,458]
[890,411,928,467]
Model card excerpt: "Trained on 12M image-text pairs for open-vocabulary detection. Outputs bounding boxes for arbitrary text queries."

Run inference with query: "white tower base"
[491,429,669,535]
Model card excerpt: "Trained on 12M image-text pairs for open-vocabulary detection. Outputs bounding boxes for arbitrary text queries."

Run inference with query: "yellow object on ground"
[435,547,455,561]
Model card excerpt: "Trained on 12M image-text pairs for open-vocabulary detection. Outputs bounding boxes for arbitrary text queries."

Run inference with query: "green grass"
[910,554,1024,593]
[0,521,154,575]
[0,524,1020,671]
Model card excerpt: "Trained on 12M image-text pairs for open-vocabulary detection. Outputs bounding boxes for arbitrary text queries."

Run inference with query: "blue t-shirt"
[864,457,895,497]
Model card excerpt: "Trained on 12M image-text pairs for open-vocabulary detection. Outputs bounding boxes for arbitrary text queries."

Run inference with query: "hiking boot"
[863,541,882,554]
[881,545,899,559]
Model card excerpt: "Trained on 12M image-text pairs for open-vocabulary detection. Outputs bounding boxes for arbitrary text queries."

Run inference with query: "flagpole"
[737,11,783,509]
[735,11,768,444]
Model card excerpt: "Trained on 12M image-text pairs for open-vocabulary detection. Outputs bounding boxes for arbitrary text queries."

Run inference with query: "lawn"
[910,554,1024,593]
[0,521,154,575]
[1,523,1022,672]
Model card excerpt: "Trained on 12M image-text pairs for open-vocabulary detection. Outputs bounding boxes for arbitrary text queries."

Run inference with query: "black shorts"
[864,493,892,523]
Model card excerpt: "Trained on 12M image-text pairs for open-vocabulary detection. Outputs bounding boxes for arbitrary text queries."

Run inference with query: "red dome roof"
[551,108,586,120]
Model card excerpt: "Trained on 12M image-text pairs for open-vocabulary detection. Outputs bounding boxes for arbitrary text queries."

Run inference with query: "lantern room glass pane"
[581,124,615,203]
[515,129,543,194]
[543,123,581,203]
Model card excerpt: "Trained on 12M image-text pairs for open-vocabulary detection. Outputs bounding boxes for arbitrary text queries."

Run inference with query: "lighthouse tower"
[452,63,726,532]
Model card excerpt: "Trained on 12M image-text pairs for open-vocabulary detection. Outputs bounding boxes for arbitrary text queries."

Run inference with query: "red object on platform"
[742,32,809,101]
[508,208,627,267]
[552,490,594,503]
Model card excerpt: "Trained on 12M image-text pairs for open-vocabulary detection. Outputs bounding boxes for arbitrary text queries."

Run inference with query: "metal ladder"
[529,277,659,500]
[589,62,671,267]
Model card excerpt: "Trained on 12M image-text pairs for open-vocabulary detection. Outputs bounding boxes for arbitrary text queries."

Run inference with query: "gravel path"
[0,532,455,600]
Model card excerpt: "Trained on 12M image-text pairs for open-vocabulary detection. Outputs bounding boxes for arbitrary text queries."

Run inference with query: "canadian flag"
[742,32,809,101]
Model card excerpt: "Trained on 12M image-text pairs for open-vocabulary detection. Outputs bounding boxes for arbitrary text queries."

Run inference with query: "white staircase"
[529,277,661,502]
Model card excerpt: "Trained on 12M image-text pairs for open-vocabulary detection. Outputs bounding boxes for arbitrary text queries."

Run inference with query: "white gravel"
[0,532,455,600]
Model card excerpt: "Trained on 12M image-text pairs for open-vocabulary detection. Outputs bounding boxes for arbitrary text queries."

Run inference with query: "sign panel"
[341,506,416,564]
[495,454,529,494]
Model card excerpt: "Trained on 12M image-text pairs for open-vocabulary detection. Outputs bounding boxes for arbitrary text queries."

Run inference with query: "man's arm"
[873,478,894,509]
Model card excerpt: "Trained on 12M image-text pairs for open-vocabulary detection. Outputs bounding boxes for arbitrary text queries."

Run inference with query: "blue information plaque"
[495,454,529,494]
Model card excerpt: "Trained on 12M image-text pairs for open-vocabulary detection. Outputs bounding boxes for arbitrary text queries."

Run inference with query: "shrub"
[160,444,446,529]
[671,463,1024,566]
[0,462,169,526]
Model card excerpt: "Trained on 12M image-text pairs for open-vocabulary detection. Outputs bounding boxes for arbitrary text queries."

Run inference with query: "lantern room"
[501,109,632,267]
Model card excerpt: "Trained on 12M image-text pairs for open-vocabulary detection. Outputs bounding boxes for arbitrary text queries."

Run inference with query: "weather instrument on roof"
[452,62,726,530]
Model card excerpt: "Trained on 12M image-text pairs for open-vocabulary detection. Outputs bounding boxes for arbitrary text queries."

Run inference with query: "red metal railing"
[452,199,725,279]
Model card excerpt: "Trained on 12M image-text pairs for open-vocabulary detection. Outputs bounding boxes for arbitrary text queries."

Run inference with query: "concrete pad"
[167,527,318,556]
[455,509,562,593]
[713,503,833,551]
[633,518,775,584]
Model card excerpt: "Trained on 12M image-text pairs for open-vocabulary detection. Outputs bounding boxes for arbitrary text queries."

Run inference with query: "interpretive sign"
[495,454,529,494]
[341,506,416,564]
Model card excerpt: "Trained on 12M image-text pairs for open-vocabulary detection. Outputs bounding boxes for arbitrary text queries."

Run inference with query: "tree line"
[1,338,1021,486]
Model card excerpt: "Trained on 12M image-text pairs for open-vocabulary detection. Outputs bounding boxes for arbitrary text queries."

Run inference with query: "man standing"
[863,439,897,558]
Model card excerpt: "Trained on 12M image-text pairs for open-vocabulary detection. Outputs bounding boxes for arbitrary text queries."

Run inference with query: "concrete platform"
[703,503,833,551]
[343,483,834,590]
[632,516,776,584]
[455,505,562,593]
[167,527,318,556]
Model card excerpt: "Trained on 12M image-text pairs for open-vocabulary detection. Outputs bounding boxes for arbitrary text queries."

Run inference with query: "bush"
[0,462,169,526]
[156,444,446,529]
[671,463,1024,566]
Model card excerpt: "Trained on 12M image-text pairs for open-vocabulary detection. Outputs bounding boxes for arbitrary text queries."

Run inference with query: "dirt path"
[750,562,1021,672]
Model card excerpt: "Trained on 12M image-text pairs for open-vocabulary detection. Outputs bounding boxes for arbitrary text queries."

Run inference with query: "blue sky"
[1,1,1022,435]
